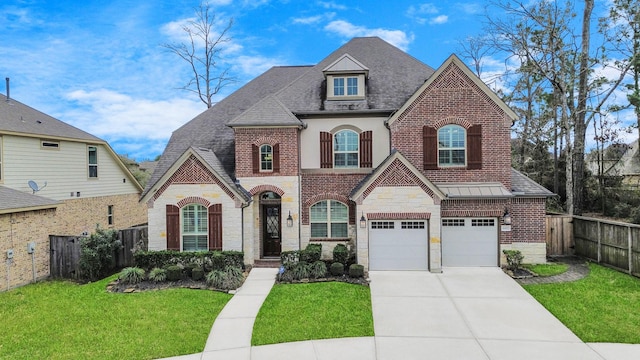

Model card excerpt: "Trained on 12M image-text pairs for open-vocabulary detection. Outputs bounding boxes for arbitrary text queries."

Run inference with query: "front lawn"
[252,282,374,346]
[0,276,232,359]
[522,262,569,277]
[524,263,640,343]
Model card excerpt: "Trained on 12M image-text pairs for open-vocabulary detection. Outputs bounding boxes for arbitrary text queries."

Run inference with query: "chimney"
[5,77,9,101]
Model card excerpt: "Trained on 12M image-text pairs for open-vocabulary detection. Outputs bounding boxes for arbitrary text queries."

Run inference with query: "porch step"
[253,258,282,268]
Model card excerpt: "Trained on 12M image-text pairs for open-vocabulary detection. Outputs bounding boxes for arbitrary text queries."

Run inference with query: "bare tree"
[163,1,234,108]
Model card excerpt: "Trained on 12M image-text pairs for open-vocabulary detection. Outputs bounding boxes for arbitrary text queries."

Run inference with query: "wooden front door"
[262,204,282,257]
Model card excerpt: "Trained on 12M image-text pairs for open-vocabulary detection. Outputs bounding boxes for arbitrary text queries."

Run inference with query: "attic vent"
[197,147,212,152]
[41,140,60,149]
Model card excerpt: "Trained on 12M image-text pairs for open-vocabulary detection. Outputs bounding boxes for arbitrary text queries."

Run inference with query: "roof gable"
[350,150,445,203]
[227,95,302,127]
[387,54,518,126]
[322,54,369,75]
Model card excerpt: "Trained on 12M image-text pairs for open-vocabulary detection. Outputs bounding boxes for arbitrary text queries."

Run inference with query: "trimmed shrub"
[79,227,122,281]
[330,262,344,276]
[133,250,244,271]
[303,243,322,263]
[309,261,327,279]
[206,266,244,290]
[192,267,204,281]
[333,244,349,265]
[276,267,294,282]
[503,250,524,271]
[291,261,310,280]
[281,250,301,270]
[148,267,167,282]
[349,264,365,278]
[118,267,145,284]
[184,263,197,278]
[166,265,182,281]
[206,270,225,288]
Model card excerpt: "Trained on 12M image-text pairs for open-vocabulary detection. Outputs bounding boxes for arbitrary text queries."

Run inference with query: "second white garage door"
[442,218,498,267]
[369,220,428,271]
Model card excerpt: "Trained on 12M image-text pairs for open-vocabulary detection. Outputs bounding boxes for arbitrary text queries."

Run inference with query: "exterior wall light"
[503,208,512,225]
[359,212,367,228]
[286,211,293,228]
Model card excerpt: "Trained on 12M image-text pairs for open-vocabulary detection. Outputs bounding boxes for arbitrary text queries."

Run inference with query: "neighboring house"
[0,92,147,290]
[142,37,553,272]
[586,140,640,188]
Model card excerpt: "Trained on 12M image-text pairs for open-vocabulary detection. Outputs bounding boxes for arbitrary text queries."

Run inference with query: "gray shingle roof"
[0,95,102,141]
[227,95,302,127]
[0,186,59,214]
[511,168,555,197]
[143,37,436,200]
[191,146,250,202]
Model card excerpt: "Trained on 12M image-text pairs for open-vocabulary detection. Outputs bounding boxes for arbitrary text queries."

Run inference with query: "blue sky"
[0,0,632,161]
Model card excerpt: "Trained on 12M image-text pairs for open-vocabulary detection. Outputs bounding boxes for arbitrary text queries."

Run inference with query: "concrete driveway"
[370,268,603,360]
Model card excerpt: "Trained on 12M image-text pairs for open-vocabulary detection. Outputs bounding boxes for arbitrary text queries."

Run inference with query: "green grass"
[522,263,569,277]
[252,282,374,346]
[524,263,640,343]
[0,276,232,359]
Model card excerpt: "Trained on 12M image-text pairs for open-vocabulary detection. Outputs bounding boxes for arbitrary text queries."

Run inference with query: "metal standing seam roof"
[0,186,59,214]
[435,182,514,199]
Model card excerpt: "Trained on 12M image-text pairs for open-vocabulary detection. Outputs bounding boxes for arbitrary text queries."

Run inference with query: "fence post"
[629,226,633,275]
[597,220,602,263]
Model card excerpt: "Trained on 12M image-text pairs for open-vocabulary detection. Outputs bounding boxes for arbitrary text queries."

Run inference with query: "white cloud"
[233,55,284,77]
[293,13,336,25]
[324,20,413,51]
[456,2,482,15]
[429,15,449,25]
[317,1,348,10]
[406,3,450,25]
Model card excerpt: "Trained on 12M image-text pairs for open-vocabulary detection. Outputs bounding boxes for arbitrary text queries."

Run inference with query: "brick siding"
[234,128,299,177]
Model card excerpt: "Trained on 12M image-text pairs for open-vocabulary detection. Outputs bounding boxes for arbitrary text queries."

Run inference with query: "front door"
[263,204,282,257]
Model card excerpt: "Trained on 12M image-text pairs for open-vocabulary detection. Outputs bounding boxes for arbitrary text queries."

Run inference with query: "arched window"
[334,130,358,168]
[260,144,273,171]
[182,204,208,251]
[310,200,348,238]
[438,125,466,166]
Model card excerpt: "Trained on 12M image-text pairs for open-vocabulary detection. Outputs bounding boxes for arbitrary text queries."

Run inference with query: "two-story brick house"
[142,37,552,271]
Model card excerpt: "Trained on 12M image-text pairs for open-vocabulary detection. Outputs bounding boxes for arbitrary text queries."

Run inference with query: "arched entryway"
[260,191,281,257]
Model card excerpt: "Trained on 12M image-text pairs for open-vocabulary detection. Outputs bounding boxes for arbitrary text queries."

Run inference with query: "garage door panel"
[442,218,498,267]
[369,221,428,271]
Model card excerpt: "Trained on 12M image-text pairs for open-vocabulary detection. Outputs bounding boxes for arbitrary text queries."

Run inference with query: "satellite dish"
[28,180,47,194]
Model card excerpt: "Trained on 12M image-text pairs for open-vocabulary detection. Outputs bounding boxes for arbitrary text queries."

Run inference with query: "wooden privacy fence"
[573,216,640,277]
[546,215,574,256]
[50,226,148,279]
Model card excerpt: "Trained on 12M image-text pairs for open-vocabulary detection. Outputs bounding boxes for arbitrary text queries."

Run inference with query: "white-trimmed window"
[334,130,358,168]
[438,125,466,166]
[327,74,365,99]
[107,205,114,225]
[310,200,348,238]
[182,204,208,251]
[260,144,273,171]
[88,145,98,178]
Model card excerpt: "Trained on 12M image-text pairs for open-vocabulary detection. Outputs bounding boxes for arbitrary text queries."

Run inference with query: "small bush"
[166,265,183,281]
[184,263,197,278]
[79,227,122,281]
[133,250,244,271]
[206,266,244,290]
[333,244,349,265]
[206,270,225,288]
[291,261,310,280]
[118,267,145,284]
[302,244,322,263]
[330,262,344,276]
[281,250,301,270]
[348,264,365,278]
[309,261,327,279]
[276,267,294,282]
[148,267,167,282]
[503,250,524,271]
[192,267,204,281]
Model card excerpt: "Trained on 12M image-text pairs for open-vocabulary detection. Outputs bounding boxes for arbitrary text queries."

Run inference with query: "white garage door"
[369,220,428,270]
[442,218,498,267]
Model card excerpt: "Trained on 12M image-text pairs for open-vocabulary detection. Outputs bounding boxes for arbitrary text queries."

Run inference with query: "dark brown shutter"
[252,144,259,173]
[273,143,280,173]
[359,130,373,168]
[423,126,438,170]
[166,205,180,251]
[320,131,333,168]
[467,125,482,170]
[208,204,222,250]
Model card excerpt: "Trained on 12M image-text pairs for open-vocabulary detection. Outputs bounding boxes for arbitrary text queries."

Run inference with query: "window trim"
[333,129,359,168]
[107,205,114,226]
[260,144,273,172]
[180,203,209,252]
[326,74,365,100]
[87,145,98,178]
[310,200,349,239]
[438,125,466,167]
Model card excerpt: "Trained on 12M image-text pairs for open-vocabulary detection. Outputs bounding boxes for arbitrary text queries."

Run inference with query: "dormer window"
[323,54,368,101]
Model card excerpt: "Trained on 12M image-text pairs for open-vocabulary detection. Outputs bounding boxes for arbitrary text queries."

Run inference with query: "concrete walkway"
[159,267,640,360]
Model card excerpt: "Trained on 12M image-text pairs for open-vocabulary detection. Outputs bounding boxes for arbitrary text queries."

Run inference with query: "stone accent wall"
[501,243,547,264]
[0,209,56,291]
[234,128,299,177]
[390,62,512,187]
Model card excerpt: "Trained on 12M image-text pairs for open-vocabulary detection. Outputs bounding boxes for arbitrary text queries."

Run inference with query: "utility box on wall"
[27,242,36,254]
[6,249,14,259]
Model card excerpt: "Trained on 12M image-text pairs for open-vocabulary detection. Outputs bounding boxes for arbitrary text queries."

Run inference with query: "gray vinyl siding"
[1,135,139,200]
